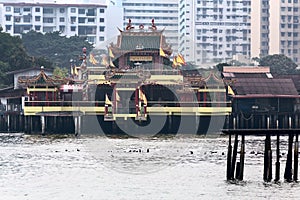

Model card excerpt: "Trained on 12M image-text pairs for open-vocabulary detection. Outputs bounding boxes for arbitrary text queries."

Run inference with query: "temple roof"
[18,70,70,87]
[120,34,161,50]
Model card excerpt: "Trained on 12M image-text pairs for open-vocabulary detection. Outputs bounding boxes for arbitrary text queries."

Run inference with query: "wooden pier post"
[294,133,299,182]
[226,133,232,180]
[230,133,239,180]
[264,134,272,182]
[275,134,280,182]
[41,116,45,135]
[7,115,10,132]
[238,134,245,180]
[284,133,294,182]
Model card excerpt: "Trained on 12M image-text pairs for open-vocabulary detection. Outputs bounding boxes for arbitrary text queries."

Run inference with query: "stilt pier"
[223,129,300,182]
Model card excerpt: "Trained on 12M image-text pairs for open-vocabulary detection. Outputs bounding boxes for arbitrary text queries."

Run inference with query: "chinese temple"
[19,20,232,135]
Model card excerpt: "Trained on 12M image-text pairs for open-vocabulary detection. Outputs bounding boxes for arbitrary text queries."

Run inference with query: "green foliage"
[53,67,69,78]
[259,54,298,74]
[0,31,35,87]
[22,31,94,68]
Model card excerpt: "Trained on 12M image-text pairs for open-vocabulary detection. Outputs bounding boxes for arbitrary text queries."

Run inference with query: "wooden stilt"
[238,134,245,180]
[275,133,280,182]
[294,133,299,182]
[41,116,45,135]
[7,115,10,132]
[235,162,240,179]
[284,133,294,182]
[264,134,272,182]
[230,133,239,180]
[226,133,232,180]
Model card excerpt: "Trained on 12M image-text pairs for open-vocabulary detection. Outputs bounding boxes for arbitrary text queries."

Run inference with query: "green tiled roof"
[120,35,161,50]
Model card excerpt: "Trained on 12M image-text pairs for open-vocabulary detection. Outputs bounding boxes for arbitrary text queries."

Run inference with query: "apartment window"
[99,36,105,41]
[43,27,53,33]
[5,16,11,21]
[71,27,76,31]
[35,8,40,12]
[24,15,31,23]
[6,7,11,12]
[79,18,85,23]
[24,8,31,12]
[43,17,53,23]
[14,8,20,13]
[87,9,96,16]
[99,8,105,13]
[5,25,11,31]
[14,16,21,23]
[99,18,104,23]
[71,8,76,13]
[71,17,76,23]
[87,18,95,23]
[59,17,64,22]
[60,8,65,13]
[43,8,54,14]
[59,26,65,33]
[99,26,105,32]
[35,25,41,31]
[79,9,85,14]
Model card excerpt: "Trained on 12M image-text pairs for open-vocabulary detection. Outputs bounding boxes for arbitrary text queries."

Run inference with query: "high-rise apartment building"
[252,0,300,65]
[0,1,117,46]
[179,0,251,66]
[251,0,270,59]
[122,0,179,54]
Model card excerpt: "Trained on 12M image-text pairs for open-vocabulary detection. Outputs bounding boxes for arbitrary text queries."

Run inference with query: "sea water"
[0,133,299,200]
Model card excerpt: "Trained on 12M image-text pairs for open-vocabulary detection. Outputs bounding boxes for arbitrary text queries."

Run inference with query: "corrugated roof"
[275,74,300,93]
[120,35,161,50]
[231,78,298,96]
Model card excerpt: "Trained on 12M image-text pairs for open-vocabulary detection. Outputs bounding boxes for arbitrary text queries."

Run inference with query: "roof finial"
[150,19,157,31]
[126,18,134,30]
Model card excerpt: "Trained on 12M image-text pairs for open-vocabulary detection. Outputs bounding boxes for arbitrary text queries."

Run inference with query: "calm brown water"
[0,133,299,200]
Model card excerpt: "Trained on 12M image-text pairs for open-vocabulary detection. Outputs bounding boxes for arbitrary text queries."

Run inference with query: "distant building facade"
[122,0,179,54]
[0,1,111,46]
[251,0,300,65]
[179,0,251,66]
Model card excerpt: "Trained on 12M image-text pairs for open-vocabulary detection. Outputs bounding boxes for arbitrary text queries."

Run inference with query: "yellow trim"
[198,89,226,92]
[27,88,57,92]
[117,88,136,91]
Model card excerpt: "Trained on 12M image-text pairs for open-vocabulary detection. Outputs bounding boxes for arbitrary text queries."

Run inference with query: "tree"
[22,31,94,69]
[0,31,34,87]
[259,54,298,74]
[53,67,68,78]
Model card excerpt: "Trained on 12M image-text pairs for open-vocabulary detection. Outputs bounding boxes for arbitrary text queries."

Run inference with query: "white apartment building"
[122,0,179,54]
[0,1,115,46]
[179,0,251,66]
[250,0,269,59]
[252,0,300,65]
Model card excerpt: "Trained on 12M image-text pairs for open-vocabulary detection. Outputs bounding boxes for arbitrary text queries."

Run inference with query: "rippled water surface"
[0,133,300,200]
